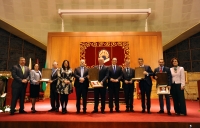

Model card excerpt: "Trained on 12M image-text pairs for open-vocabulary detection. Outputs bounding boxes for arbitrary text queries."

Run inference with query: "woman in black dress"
[57,60,73,114]
[30,63,41,113]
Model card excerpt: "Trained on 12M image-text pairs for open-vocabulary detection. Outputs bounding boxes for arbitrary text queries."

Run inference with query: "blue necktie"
[113,66,116,73]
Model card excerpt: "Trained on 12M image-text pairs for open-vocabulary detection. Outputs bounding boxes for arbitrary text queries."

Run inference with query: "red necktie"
[159,67,162,73]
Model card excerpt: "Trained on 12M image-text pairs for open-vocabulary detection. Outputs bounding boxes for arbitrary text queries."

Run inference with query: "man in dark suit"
[48,61,60,112]
[122,59,135,112]
[138,58,153,114]
[92,57,109,114]
[10,57,30,115]
[108,58,122,112]
[74,59,89,113]
[153,59,172,115]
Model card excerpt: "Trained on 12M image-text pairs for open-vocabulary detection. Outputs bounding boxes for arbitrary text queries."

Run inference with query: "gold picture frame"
[132,67,145,80]
[157,85,170,95]
[90,81,103,88]
[40,68,52,82]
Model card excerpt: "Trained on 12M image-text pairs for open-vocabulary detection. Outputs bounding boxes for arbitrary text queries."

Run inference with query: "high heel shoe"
[31,107,37,113]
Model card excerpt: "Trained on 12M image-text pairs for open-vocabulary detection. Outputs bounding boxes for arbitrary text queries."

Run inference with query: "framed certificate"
[88,68,99,81]
[157,85,170,94]
[90,81,103,88]
[40,68,52,82]
[156,72,168,85]
[132,67,145,80]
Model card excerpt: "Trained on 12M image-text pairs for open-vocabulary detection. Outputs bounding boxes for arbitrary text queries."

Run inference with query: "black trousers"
[60,94,68,110]
[93,87,106,111]
[108,83,120,110]
[50,88,60,110]
[123,84,134,109]
[158,94,170,112]
[75,86,88,111]
[171,84,187,114]
[139,80,152,111]
[10,85,26,112]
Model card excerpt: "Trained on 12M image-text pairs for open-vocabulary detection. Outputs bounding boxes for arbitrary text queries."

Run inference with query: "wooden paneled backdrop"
[47,32,162,69]
[47,32,162,99]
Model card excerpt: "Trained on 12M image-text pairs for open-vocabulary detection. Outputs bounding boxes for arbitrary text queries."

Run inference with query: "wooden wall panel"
[47,32,162,70]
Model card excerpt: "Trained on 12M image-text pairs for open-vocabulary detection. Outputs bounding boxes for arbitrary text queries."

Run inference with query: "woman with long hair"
[56,60,73,114]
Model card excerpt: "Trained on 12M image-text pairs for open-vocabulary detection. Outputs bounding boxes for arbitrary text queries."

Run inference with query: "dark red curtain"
[80,42,129,67]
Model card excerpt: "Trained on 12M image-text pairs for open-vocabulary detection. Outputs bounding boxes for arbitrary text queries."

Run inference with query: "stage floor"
[0,98,200,123]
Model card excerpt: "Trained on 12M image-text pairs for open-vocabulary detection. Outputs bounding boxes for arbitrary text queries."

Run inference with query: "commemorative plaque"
[156,72,170,94]
[88,68,103,88]
[40,68,52,82]
[132,67,145,80]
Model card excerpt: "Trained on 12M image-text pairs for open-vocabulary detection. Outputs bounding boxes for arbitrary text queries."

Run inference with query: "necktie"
[113,65,116,73]
[159,67,162,73]
[22,66,25,74]
[81,67,84,77]
[99,65,102,70]
[127,68,130,76]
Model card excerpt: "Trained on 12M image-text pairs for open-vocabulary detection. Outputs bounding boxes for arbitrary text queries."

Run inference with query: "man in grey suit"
[10,57,30,115]
[153,59,172,115]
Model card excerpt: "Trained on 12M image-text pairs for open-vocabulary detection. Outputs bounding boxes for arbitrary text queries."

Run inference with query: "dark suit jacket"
[50,68,58,91]
[141,65,153,86]
[94,65,109,87]
[153,66,172,87]
[108,65,122,86]
[11,64,30,89]
[122,67,135,87]
[74,66,89,88]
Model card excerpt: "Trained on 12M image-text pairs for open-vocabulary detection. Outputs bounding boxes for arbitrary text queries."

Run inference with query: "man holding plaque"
[153,59,172,115]
[122,59,135,112]
[48,61,60,112]
[91,57,109,114]
[108,58,122,112]
[74,59,89,113]
[138,58,153,114]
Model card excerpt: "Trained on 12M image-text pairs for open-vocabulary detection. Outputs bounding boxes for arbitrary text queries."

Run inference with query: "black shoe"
[148,111,151,114]
[175,113,180,115]
[91,110,98,113]
[125,109,129,112]
[48,109,56,112]
[141,110,145,113]
[180,113,187,116]
[101,110,105,114]
[62,109,67,114]
[130,109,134,112]
[19,110,27,114]
[167,112,172,115]
[76,110,80,114]
[157,110,164,114]
[83,110,86,113]
[116,109,120,112]
[55,108,59,112]
[10,112,14,115]
[110,109,113,113]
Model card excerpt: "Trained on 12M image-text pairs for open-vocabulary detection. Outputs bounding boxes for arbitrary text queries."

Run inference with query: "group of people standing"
[10,57,187,116]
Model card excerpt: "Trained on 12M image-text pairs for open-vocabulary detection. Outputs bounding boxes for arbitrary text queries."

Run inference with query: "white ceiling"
[0,0,200,50]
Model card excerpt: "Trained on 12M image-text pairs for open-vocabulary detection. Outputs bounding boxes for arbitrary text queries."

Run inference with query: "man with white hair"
[48,61,60,112]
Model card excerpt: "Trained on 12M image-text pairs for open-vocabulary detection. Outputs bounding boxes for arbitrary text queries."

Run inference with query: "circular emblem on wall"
[99,49,110,63]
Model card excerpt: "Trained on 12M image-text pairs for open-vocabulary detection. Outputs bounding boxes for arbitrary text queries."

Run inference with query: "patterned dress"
[56,68,73,94]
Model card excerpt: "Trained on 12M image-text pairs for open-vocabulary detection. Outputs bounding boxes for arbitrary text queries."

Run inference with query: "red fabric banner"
[80,42,130,67]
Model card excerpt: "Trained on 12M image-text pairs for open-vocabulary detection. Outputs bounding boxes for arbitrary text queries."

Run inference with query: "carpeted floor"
[0,99,200,123]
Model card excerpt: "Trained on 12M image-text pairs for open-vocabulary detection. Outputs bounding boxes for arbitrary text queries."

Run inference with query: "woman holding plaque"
[56,60,73,114]
[30,63,41,113]
[170,58,187,116]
